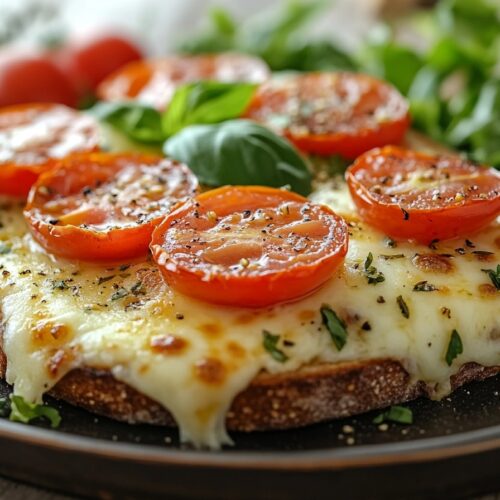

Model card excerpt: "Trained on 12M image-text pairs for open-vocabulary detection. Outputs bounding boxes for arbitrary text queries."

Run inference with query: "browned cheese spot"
[194,357,226,385]
[298,310,316,322]
[198,322,223,337]
[150,334,188,355]
[478,283,499,297]
[233,313,255,325]
[31,321,71,348]
[412,253,454,274]
[226,341,246,359]
[46,348,73,378]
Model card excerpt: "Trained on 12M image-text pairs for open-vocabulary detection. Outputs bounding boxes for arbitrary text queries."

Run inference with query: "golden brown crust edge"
[0,346,498,431]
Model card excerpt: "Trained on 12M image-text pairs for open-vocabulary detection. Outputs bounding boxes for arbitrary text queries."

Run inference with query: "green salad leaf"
[162,81,257,137]
[90,102,164,144]
[9,395,61,428]
[164,120,312,195]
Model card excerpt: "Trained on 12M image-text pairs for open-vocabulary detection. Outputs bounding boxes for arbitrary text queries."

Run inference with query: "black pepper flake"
[401,208,410,221]
[98,275,115,285]
[396,295,410,319]
[48,219,59,225]
[428,239,439,250]
[377,296,386,304]
[465,239,475,248]
[175,313,184,320]
[361,321,372,331]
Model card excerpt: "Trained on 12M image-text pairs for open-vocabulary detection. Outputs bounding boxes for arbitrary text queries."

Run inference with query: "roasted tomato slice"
[25,153,199,262]
[0,103,100,197]
[346,146,500,243]
[244,72,410,158]
[97,53,270,110]
[150,186,348,308]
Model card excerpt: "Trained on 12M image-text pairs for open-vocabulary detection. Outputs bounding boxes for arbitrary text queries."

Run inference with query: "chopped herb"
[131,281,145,296]
[377,295,386,304]
[97,275,115,285]
[364,252,385,285]
[320,305,348,351]
[119,264,131,272]
[473,250,494,258]
[396,295,410,319]
[384,237,397,248]
[445,329,463,366]
[441,307,452,319]
[373,405,413,425]
[465,239,475,249]
[413,280,438,292]
[401,208,410,220]
[0,244,11,255]
[262,330,288,363]
[51,280,68,291]
[380,254,405,260]
[481,265,500,290]
[9,395,61,428]
[111,287,128,301]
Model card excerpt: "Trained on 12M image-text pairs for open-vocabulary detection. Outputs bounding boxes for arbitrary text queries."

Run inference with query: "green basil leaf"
[373,405,413,425]
[481,265,500,290]
[445,329,464,366]
[90,102,164,144]
[162,81,257,137]
[262,330,288,363]
[320,305,347,351]
[164,120,312,196]
[9,395,61,428]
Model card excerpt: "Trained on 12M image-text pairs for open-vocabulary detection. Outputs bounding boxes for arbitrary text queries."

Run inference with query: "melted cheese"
[1,179,499,448]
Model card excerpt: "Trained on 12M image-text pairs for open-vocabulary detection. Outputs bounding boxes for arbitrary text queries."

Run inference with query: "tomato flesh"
[24,153,198,262]
[0,103,100,197]
[244,72,410,158]
[97,53,270,110]
[346,146,500,243]
[151,186,348,308]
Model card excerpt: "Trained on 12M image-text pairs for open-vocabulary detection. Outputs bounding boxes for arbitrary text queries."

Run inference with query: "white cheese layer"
[0,182,499,448]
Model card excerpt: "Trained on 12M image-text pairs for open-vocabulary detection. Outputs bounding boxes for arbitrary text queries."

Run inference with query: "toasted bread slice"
[0,345,497,431]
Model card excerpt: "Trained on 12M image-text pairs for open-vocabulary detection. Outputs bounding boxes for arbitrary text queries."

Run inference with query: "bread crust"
[0,346,497,431]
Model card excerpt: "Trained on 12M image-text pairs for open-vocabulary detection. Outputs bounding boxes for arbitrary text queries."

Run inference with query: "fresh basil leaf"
[320,305,347,351]
[445,329,463,366]
[262,330,288,363]
[164,120,312,196]
[90,102,164,144]
[9,395,61,428]
[162,81,257,137]
[481,265,500,290]
[210,7,236,37]
[373,405,413,425]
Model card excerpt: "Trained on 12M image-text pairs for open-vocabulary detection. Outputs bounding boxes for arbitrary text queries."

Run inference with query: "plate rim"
[0,418,499,471]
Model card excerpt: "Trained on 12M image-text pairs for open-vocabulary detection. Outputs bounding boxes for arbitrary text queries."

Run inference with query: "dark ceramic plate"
[0,375,499,499]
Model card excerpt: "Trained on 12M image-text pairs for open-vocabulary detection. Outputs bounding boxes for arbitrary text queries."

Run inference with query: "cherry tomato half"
[24,153,198,262]
[150,186,348,308]
[0,103,100,197]
[244,72,410,158]
[56,33,143,94]
[346,146,500,243]
[0,51,77,108]
[97,53,270,110]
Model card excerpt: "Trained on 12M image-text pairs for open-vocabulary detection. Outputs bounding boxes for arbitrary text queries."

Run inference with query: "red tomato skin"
[58,34,143,93]
[288,113,410,159]
[346,147,500,243]
[151,186,349,308]
[0,52,77,108]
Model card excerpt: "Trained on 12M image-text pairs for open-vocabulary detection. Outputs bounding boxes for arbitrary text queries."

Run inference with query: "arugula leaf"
[162,81,257,137]
[9,395,61,428]
[482,265,500,290]
[262,330,288,363]
[90,102,164,144]
[445,329,463,366]
[320,305,348,351]
[164,120,312,196]
[373,405,413,425]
